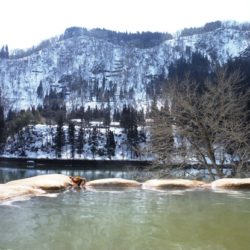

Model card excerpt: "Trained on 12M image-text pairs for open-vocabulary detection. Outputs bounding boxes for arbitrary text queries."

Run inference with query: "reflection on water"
[0,165,131,183]
[0,167,130,183]
[0,189,250,250]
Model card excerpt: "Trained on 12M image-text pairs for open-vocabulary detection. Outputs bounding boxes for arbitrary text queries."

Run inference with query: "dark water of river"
[0,161,134,184]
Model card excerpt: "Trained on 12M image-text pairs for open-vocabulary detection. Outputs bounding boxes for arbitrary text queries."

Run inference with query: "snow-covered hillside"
[0,21,249,112]
[3,124,150,160]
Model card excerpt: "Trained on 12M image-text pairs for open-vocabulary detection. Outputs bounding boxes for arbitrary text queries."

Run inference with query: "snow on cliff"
[0,23,249,112]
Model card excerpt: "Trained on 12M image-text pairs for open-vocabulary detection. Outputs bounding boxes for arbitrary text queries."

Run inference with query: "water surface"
[0,162,250,250]
[0,163,131,183]
[0,188,250,250]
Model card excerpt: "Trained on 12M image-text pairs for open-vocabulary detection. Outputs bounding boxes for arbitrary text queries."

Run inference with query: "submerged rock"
[0,184,45,201]
[211,178,250,189]
[142,179,206,190]
[86,178,142,189]
[6,174,74,191]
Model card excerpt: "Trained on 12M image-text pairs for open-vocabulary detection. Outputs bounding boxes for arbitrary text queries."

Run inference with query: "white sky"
[0,0,250,49]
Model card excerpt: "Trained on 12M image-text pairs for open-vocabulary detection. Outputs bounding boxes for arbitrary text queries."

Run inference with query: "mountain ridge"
[0,20,250,113]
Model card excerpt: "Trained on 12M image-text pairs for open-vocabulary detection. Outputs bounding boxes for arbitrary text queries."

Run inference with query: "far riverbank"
[0,156,152,170]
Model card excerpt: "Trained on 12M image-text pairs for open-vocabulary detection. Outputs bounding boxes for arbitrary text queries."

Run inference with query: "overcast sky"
[0,0,250,49]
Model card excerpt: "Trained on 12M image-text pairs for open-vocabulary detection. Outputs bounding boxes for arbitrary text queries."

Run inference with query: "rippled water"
[0,188,250,250]
[0,163,250,250]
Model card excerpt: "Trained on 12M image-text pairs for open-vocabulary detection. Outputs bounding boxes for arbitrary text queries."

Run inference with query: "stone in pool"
[142,179,206,190]
[85,178,142,190]
[6,174,74,191]
[211,178,250,189]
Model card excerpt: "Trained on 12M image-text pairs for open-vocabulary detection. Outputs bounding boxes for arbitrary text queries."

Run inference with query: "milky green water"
[0,188,250,250]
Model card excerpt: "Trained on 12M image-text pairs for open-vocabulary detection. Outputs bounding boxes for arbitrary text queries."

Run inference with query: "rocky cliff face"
[0,22,249,112]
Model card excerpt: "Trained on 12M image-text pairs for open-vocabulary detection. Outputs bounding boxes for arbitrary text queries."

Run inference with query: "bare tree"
[150,69,250,180]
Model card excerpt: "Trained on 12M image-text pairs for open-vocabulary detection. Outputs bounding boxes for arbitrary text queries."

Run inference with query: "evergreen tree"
[0,45,9,59]
[78,107,85,121]
[76,125,85,157]
[120,105,138,131]
[120,105,140,158]
[168,52,211,85]
[113,109,121,122]
[127,125,139,159]
[0,105,5,151]
[37,81,44,98]
[68,121,75,158]
[0,46,4,59]
[103,105,111,126]
[17,130,26,157]
[106,130,116,159]
[5,45,9,59]
[85,106,91,123]
[6,109,16,122]
[55,115,65,158]
[90,127,98,159]
[120,105,129,130]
